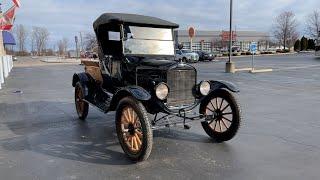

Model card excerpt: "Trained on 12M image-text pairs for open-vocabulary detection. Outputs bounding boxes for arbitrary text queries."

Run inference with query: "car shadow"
[1,101,225,165]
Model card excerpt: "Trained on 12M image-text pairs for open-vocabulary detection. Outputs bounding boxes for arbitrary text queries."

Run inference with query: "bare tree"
[306,10,320,39]
[84,32,98,52]
[57,40,64,56]
[14,24,28,53]
[273,11,299,50]
[62,38,68,54]
[57,37,69,57]
[31,29,36,55]
[32,26,50,56]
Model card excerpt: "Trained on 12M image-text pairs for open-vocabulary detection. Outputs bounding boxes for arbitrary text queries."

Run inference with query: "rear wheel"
[200,89,241,142]
[74,82,89,120]
[115,97,153,161]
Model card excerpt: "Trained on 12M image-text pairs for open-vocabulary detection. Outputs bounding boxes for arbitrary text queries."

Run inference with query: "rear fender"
[72,73,92,97]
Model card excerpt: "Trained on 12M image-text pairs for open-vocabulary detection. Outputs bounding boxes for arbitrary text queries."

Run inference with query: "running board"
[82,99,109,113]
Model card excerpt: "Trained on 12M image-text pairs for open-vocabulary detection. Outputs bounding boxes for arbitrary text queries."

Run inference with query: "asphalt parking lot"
[0,54,320,180]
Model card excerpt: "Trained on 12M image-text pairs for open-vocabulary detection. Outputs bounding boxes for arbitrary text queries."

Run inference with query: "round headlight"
[155,83,169,100]
[200,81,211,95]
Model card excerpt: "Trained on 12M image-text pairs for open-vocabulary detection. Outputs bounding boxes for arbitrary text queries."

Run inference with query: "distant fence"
[0,55,13,90]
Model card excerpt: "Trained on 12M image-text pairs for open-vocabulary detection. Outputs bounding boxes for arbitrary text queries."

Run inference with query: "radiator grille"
[166,68,196,107]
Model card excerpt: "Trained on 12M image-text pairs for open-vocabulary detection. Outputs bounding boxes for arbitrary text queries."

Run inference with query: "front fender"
[208,80,239,93]
[109,86,151,111]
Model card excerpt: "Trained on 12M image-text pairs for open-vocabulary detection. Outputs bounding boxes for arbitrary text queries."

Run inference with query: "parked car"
[175,49,199,63]
[85,51,98,59]
[197,51,215,61]
[72,13,242,162]
[231,46,240,52]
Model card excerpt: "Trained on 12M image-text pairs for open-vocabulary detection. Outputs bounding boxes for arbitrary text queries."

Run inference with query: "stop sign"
[188,27,195,38]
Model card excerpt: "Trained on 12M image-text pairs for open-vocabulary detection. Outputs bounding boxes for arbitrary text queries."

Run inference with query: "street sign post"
[188,27,195,51]
[250,42,257,70]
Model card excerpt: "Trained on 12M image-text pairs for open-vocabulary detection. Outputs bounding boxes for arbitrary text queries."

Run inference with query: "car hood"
[126,56,178,70]
[140,58,177,68]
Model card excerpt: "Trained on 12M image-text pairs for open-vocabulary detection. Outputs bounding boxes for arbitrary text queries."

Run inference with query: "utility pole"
[75,36,79,60]
[79,32,83,52]
[225,0,235,73]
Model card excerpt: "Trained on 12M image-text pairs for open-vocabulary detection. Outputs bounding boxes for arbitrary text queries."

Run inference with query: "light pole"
[226,0,235,73]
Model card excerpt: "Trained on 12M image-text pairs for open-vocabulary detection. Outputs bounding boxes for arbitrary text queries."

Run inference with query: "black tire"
[182,57,187,62]
[199,89,241,142]
[115,97,153,162]
[74,82,89,120]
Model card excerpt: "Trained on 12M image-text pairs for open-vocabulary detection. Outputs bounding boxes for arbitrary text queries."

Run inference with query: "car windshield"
[123,26,174,56]
[182,50,192,53]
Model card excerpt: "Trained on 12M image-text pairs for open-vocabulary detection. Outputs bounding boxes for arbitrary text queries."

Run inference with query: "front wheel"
[182,57,187,62]
[200,89,241,142]
[115,97,153,162]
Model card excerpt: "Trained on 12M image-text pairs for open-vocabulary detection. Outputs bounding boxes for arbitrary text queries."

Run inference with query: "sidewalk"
[40,57,81,63]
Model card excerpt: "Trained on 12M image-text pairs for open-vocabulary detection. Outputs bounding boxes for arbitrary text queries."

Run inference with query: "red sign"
[12,0,21,7]
[188,27,195,38]
[0,0,21,31]
[221,31,237,42]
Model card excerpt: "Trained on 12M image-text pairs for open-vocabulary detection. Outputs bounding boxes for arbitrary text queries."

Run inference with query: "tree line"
[13,24,97,57]
[273,10,320,51]
[13,25,50,56]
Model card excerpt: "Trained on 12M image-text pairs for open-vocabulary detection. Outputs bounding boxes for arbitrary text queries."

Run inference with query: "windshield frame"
[121,25,175,56]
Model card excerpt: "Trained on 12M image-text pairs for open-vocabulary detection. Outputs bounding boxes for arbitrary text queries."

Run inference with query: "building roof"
[175,30,270,42]
[93,13,179,30]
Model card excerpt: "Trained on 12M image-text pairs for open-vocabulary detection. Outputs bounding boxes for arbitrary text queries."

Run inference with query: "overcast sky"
[9,0,320,49]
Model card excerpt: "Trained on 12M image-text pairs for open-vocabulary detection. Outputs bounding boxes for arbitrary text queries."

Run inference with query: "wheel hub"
[128,123,135,135]
[215,110,223,118]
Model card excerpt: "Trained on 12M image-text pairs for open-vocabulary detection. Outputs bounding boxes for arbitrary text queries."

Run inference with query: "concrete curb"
[249,69,273,73]
[216,52,297,60]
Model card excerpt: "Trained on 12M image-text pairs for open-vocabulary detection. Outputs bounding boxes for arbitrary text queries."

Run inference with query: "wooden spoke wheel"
[200,89,241,142]
[120,107,143,152]
[74,82,89,120]
[116,97,153,162]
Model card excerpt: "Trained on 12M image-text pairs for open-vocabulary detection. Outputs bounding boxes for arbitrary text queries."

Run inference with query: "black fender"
[109,86,151,111]
[72,73,92,97]
[198,80,239,112]
[208,80,239,93]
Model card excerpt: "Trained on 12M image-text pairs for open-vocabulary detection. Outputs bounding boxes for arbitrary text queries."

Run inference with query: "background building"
[174,30,271,52]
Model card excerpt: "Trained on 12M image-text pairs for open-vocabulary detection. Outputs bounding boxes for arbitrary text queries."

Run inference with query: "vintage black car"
[197,51,215,61]
[72,13,242,161]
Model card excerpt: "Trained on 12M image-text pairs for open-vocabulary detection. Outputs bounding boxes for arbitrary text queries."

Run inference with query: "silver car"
[175,50,199,63]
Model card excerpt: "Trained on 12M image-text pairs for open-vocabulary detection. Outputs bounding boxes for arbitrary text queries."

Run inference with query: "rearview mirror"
[178,43,183,50]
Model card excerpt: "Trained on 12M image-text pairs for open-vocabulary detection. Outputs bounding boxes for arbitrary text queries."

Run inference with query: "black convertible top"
[93,13,179,30]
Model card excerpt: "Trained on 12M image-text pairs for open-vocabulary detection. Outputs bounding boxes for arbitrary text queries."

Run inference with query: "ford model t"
[72,13,241,161]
